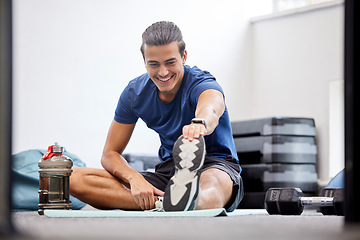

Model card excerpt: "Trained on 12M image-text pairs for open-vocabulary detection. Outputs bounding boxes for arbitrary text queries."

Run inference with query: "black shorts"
[141,155,244,212]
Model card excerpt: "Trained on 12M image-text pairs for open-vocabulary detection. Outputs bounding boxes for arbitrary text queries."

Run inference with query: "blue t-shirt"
[114,65,238,162]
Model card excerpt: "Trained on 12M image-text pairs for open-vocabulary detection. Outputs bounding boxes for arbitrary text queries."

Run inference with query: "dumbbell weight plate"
[318,188,344,216]
[264,188,281,215]
[277,188,304,215]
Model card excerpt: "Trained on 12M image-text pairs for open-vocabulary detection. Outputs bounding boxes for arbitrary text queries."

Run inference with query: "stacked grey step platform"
[122,154,160,172]
[232,117,318,209]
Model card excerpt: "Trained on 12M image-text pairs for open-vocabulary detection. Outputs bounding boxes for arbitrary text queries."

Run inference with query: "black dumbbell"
[318,188,344,215]
[264,188,344,215]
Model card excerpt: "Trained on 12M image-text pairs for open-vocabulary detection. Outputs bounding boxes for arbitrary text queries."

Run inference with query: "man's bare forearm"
[101,151,141,184]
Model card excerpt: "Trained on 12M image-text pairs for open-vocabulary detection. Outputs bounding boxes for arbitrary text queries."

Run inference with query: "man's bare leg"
[69,167,141,210]
[70,166,233,211]
[196,168,233,210]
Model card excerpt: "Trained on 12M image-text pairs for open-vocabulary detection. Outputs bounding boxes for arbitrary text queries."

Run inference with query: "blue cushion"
[12,148,86,211]
[326,169,344,188]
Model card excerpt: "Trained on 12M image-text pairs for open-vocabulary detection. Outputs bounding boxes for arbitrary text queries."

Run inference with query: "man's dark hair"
[140,21,186,59]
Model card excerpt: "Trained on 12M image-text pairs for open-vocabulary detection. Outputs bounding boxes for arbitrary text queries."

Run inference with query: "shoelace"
[146,196,165,212]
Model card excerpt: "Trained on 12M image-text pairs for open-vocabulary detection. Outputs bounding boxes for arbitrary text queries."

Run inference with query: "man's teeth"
[159,76,171,82]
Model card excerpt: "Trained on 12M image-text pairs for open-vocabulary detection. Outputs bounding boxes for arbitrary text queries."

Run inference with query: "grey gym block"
[241,163,317,179]
[231,117,316,137]
[240,163,318,192]
[234,135,318,164]
[123,154,160,171]
[262,171,318,192]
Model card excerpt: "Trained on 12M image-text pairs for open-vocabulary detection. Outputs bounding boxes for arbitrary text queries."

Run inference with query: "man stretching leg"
[70,21,243,212]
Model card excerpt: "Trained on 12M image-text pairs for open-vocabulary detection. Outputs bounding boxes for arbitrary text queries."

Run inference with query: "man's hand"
[129,174,164,210]
[182,123,207,141]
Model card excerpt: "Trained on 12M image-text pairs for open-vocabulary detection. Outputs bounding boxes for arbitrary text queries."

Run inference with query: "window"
[273,0,337,12]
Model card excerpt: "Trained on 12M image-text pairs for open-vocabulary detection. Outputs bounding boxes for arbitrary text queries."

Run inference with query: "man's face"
[143,41,187,102]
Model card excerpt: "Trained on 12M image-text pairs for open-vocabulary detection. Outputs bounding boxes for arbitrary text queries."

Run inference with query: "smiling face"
[143,41,187,103]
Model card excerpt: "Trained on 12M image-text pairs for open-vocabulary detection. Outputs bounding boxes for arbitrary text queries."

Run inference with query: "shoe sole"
[163,135,206,211]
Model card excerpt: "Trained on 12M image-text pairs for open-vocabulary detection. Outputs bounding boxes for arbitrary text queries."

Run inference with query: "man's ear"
[182,50,187,64]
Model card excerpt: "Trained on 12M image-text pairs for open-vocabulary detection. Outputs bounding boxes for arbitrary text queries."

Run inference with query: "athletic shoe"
[163,135,206,211]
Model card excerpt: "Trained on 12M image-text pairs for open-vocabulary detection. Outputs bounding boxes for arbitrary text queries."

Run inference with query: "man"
[70,21,243,212]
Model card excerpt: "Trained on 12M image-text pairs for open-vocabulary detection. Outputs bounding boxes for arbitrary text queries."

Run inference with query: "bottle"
[38,145,73,215]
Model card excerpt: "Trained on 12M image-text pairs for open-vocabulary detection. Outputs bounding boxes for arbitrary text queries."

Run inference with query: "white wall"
[251,3,344,183]
[12,0,272,168]
[13,1,344,183]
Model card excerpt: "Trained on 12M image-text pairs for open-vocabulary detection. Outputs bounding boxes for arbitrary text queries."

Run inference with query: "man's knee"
[69,167,87,196]
[200,168,232,189]
[197,168,233,209]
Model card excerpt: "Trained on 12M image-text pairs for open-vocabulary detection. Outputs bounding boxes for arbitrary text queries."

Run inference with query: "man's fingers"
[135,191,162,210]
[154,188,164,197]
[149,196,155,210]
[130,177,166,210]
[142,195,149,210]
[183,124,206,141]
[135,197,143,210]
[189,125,196,141]
[182,125,189,139]
[199,125,207,136]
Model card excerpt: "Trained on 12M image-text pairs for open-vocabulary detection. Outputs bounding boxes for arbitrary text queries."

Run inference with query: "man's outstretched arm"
[182,89,225,141]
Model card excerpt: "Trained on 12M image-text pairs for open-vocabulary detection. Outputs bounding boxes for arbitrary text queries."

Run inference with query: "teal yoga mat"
[44,208,228,218]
